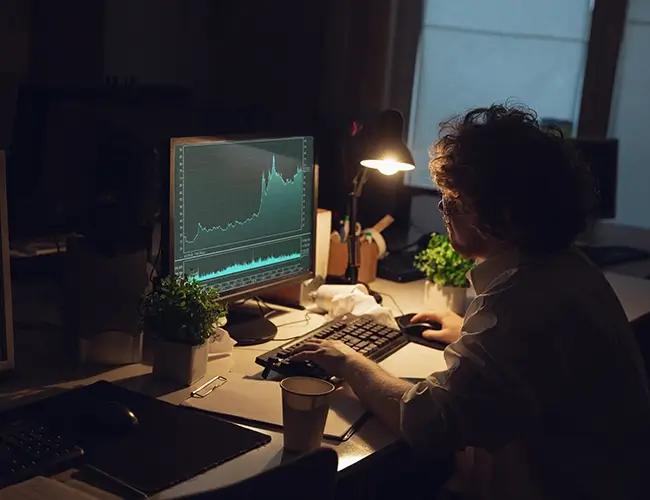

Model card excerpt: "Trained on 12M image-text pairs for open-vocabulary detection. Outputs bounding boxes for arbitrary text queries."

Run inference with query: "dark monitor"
[168,136,316,302]
[567,138,618,219]
[0,152,14,373]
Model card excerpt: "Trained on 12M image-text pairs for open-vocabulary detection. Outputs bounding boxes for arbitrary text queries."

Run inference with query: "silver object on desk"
[191,375,228,398]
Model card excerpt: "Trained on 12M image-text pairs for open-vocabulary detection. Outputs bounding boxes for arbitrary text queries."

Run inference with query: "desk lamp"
[346,110,415,283]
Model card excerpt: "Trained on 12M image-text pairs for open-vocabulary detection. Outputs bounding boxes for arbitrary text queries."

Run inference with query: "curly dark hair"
[430,104,597,254]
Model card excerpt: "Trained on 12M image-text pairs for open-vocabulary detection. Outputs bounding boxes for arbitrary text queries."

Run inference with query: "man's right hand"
[409,310,463,344]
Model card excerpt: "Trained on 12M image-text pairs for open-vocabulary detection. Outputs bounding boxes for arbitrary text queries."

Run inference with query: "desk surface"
[2,274,650,498]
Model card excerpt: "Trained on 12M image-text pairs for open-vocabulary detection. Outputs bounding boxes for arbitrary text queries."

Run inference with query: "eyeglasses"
[438,198,468,216]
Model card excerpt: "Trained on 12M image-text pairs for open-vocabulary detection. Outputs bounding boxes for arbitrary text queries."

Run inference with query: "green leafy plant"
[414,233,474,287]
[141,275,227,346]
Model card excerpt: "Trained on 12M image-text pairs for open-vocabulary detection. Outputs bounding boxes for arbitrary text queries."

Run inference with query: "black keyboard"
[0,419,84,488]
[577,245,650,268]
[256,314,408,381]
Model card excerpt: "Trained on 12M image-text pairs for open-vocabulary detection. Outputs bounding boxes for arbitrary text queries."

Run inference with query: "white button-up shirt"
[401,248,650,500]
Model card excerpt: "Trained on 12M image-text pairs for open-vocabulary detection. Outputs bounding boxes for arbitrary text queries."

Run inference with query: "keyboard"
[256,314,408,381]
[0,419,84,488]
[577,245,650,268]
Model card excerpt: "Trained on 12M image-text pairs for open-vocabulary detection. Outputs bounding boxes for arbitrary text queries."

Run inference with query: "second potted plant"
[141,274,227,386]
[414,233,475,315]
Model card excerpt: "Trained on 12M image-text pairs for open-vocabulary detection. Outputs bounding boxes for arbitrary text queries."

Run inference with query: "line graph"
[182,150,305,253]
[184,155,303,250]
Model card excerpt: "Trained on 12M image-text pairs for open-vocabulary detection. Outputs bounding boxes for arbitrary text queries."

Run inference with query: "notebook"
[183,375,367,441]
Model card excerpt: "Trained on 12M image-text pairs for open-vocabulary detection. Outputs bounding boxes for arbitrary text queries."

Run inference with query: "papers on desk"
[182,343,446,441]
[1,476,99,499]
[379,342,447,379]
[182,374,367,441]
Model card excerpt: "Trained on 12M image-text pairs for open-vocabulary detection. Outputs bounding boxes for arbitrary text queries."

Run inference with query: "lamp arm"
[351,166,370,198]
[346,168,370,283]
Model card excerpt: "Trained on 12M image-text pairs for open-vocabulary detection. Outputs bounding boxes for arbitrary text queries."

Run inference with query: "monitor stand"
[223,302,279,346]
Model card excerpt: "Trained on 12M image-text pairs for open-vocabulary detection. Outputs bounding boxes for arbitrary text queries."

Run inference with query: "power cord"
[253,296,277,319]
[149,244,161,283]
[267,311,314,341]
[379,291,405,316]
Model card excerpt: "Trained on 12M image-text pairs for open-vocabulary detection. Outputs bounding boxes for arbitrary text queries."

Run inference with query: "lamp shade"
[358,110,415,175]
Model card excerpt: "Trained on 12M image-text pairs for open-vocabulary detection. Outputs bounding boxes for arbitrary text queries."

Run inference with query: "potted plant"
[414,233,475,315]
[141,274,227,386]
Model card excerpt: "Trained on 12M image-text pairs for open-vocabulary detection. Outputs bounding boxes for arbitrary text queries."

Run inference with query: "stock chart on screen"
[172,136,314,295]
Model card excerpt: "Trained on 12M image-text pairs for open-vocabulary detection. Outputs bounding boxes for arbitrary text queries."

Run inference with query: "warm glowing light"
[360,158,415,175]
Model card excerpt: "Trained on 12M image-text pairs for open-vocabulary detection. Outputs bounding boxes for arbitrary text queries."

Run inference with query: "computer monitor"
[168,136,317,343]
[566,138,618,219]
[0,151,15,373]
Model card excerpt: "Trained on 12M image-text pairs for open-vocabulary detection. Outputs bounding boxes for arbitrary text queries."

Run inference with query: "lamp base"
[325,275,383,305]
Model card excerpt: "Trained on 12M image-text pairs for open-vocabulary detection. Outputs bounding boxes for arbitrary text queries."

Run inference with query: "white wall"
[609,0,650,229]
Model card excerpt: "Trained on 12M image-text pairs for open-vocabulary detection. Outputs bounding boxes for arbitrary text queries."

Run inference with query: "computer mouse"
[85,400,139,433]
[396,313,442,331]
[403,321,442,336]
[402,322,446,351]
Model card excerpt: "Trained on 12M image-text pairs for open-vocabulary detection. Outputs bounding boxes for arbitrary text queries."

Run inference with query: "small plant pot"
[424,281,468,315]
[153,339,208,386]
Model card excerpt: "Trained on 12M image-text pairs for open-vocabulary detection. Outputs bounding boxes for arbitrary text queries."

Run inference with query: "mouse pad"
[11,380,271,494]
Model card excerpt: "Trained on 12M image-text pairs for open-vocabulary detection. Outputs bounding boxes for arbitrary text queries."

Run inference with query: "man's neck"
[474,243,517,265]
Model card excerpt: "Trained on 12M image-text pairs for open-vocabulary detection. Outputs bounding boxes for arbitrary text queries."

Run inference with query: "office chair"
[179,447,338,500]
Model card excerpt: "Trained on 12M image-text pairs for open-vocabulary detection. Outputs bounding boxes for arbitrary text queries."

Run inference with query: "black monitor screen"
[170,136,315,298]
[0,228,6,363]
[0,151,13,369]
[567,138,618,220]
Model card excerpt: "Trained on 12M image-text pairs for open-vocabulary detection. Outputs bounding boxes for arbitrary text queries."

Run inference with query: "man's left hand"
[288,339,361,377]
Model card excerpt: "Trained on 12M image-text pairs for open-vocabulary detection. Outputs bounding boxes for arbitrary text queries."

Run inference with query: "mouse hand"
[410,310,462,344]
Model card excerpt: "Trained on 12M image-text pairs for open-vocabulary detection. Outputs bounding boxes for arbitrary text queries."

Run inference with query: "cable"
[253,296,276,318]
[149,242,161,283]
[380,291,404,316]
[267,312,314,341]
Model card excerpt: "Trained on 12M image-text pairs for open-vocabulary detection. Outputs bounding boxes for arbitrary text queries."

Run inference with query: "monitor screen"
[567,138,618,220]
[169,136,316,299]
[0,151,14,372]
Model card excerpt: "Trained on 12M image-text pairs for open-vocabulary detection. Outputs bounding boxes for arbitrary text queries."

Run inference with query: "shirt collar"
[468,249,521,295]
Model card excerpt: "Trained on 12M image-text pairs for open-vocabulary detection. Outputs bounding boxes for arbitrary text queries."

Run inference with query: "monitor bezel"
[167,135,318,302]
[0,151,15,372]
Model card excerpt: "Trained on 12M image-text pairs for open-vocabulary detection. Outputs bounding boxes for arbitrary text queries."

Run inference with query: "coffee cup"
[280,377,335,453]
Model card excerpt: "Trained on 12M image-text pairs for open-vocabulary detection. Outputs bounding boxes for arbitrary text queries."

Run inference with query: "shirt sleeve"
[400,303,541,455]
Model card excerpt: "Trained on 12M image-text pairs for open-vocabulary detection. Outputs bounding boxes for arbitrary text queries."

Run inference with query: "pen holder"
[327,240,379,283]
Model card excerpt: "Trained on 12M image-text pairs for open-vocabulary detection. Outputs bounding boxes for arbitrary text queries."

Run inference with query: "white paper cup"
[280,377,335,453]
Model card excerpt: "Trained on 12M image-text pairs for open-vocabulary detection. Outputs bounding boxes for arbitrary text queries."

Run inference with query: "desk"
[2,274,650,498]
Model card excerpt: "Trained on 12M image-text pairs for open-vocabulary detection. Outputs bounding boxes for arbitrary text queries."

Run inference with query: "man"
[292,105,650,499]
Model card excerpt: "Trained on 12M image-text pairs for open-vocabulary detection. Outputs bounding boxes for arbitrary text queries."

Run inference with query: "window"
[406,0,593,189]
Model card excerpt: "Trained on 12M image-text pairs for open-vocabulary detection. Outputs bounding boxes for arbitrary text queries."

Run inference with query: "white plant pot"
[153,339,208,386]
[423,281,468,315]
